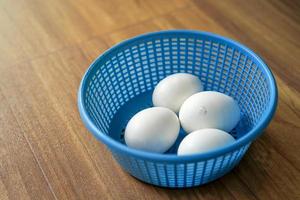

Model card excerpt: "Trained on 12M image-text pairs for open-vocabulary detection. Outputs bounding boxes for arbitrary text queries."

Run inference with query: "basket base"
[117,158,239,188]
[108,90,251,188]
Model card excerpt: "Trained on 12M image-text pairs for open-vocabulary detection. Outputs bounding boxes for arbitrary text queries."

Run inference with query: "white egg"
[179,91,240,133]
[177,129,235,155]
[125,107,180,153]
[152,73,203,112]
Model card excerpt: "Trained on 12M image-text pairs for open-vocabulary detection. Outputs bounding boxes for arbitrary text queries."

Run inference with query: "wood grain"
[0,0,299,199]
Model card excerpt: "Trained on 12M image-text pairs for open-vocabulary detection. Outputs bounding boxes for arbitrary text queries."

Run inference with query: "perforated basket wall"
[78,30,277,188]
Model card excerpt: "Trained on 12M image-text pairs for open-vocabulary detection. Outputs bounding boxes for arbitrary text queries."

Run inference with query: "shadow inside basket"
[108,90,251,155]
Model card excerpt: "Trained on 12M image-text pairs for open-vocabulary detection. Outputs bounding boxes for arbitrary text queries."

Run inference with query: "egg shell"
[152,73,203,112]
[179,91,241,133]
[177,129,235,156]
[125,107,180,153]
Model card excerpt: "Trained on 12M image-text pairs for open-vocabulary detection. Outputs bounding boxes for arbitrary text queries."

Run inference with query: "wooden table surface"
[0,0,299,199]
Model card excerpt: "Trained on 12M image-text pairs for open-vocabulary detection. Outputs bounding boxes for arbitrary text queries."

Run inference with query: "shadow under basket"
[78,30,278,188]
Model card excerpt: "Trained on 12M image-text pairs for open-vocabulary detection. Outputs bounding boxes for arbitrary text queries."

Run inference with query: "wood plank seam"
[0,88,58,200]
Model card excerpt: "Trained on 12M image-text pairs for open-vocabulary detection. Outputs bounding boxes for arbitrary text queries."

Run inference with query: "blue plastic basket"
[78,30,277,188]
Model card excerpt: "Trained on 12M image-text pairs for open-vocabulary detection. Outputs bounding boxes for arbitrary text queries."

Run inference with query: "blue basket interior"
[79,31,274,187]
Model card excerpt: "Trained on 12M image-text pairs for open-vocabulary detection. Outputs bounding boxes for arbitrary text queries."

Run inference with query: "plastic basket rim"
[78,30,278,162]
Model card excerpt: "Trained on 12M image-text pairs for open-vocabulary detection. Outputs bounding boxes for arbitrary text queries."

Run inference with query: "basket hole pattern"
[83,33,271,187]
[84,36,270,136]
[111,143,250,187]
